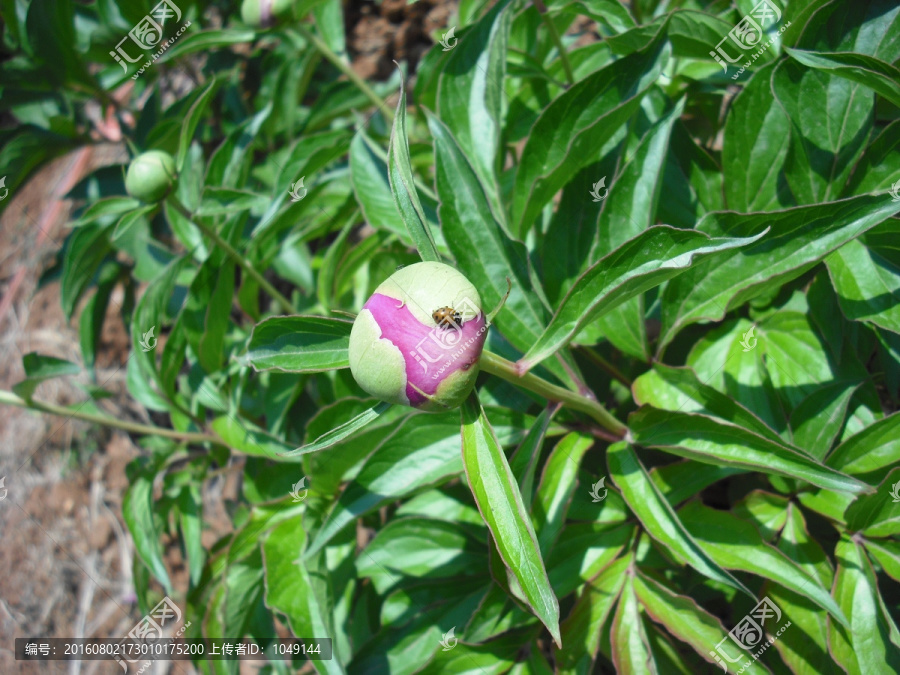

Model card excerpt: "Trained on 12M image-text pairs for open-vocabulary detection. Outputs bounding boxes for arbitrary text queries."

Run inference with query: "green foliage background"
[2,0,900,672]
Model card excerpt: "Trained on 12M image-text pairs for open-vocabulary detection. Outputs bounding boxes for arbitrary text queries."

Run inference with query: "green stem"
[534,0,575,86]
[167,196,295,315]
[581,347,633,387]
[480,351,627,437]
[293,24,394,123]
[0,390,219,445]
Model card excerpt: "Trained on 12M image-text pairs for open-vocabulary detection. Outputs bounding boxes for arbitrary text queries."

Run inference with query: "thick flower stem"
[479,350,627,437]
[0,390,220,445]
[293,25,394,123]
[167,196,295,315]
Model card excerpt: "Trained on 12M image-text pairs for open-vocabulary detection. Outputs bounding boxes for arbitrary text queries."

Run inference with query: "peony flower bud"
[125,150,177,203]
[348,262,488,411]
[241,0,294,27]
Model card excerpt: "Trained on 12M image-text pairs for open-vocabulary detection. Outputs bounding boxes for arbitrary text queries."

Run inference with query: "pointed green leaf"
[388,78,440,262]
[611,573,656,674]
[659,194,900,351]
[512,32,670,236]
[245,316,353,373]
[629,407,870,494]
[826,411,900,475]
[607,442,753,598]
[826,238,900,335]
[785,48,900,108]
[830,536,900,674]
[845,467,900,537]
[517,226,766,373]
[283,401,392,457]
[633,571,729,670]
[176,77,218,172]
[533,432,593,555]
[678,501,848,627]
[437,0,511,229]
[461,393,561,647]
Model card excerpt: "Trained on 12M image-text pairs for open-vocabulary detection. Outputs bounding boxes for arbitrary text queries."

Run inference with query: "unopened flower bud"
[125,150,177,203]
[241,0,294,27]
[348,262,487,411]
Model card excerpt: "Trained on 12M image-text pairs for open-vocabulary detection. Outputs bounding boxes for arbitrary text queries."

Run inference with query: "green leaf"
[60,223,113,320]
[350,132,421,248]
[678,501,848,626]
[547,522,633,598]
[356,517,487,592]
[659,194,900,351]
[78,262,119,371]
[593,98,685,360]
[262,515,346,675]
[245,316,353,373]
[607,442,753,597]
[304,410,524,557]
[864,539,900,584]
[826,238,900,335]
[178,485,204,588]
[556,554,630,673]
[437,0,511,232]
[509,404,557,512]
[158,28,257,61]
[789,380,861,458]
[785,48,900,108]
[844,467,900,537]
[733,490,790,541]
[632,363,785,445]
[830,536,900,674]
[123,461,172,594]
[111,204,156,241]
[611,574,655,674]
[210,415,298,460]
[632,572,727,670]
[388,78,440,262]
[533,432,593,555]
[196,187,269,216]
[13,352,80,401]
[516,226,765,373]
[511,32,670,236]
[629,407,870,494]
[826,412,900,475]
[176,77,217,173]
[460,393,560,647]
[284,401,392,456]
[773,59,872,205]
[722,62,793,212]
[70,197,142,228]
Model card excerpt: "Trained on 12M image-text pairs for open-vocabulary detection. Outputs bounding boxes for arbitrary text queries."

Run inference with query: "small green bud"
[125,150,177,203]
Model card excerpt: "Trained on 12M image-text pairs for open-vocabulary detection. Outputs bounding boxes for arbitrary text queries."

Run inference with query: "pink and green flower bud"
[348,262,488,412]
[241,0,294,27]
